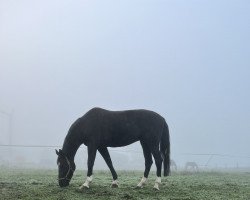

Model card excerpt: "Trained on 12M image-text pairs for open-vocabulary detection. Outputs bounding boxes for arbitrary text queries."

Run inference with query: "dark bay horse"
[56,107,170,190]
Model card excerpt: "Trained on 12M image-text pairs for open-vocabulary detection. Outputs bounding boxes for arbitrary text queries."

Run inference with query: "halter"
[58,156,75,181]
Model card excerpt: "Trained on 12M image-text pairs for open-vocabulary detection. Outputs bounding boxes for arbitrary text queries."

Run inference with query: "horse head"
[55,149,75,187]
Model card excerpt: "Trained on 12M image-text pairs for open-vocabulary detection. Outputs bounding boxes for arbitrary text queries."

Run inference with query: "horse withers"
[56,107,170,190]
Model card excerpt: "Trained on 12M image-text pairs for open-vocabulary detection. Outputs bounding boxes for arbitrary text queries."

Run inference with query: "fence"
[0,144,249,170]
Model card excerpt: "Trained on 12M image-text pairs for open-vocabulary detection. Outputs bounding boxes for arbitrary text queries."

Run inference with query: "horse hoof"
[111,180,119,188]
[136,185,143,189]
[111,183,119,188]
[153,184,160,191]
[79,184,89,190]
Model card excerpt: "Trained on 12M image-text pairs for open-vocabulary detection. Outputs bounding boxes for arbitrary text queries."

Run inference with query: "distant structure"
[185,161,199,172]
[170,159,177,171]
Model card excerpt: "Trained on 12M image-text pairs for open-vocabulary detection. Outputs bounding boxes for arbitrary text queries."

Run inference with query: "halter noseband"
[58,156,75,181]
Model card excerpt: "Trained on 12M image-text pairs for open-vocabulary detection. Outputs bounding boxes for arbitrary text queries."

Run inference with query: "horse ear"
[57,149,65,156]
[59,149,63,155]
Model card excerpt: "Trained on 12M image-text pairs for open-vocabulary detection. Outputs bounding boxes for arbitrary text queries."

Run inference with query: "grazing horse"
[56,107,170,190]
[185,162,199,172]
[170,159,177,171]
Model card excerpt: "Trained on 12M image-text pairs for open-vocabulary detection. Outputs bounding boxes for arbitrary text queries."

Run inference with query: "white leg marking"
[79,175,93,189]
[111,179,119,188]
[153,177,161,190]
[137,177,147,188]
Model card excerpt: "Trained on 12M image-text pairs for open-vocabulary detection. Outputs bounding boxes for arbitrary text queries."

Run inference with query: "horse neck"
[62,136,80,161]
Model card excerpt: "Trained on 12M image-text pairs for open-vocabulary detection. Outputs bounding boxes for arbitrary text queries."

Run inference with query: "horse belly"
[105,128,141,147]
[108,136,139,147]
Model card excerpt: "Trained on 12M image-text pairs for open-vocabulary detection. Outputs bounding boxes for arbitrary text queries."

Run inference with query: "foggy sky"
[0,0,250,167]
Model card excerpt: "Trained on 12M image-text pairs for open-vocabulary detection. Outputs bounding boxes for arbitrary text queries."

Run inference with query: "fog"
[0,0,250,170]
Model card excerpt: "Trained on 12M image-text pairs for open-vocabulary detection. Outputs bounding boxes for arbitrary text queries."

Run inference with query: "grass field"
[0,167,250,200]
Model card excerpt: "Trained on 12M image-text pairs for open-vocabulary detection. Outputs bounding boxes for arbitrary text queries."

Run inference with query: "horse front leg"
[98,147,118,188]
[79,146,97,189]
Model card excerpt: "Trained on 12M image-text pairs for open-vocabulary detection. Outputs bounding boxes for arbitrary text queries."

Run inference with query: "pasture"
[0,167,250,200]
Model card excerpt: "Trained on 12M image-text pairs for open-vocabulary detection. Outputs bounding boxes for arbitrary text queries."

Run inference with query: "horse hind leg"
[137,141,153,188]
[151,147,163,190]
[98,147,118,188]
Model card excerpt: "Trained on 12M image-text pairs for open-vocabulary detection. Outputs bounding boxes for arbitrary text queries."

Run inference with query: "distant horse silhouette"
[170,159,177,171]
[56,108,170,190]
[185,162,198,171]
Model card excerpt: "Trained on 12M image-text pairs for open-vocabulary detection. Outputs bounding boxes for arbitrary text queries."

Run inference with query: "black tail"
[160,121,170,176]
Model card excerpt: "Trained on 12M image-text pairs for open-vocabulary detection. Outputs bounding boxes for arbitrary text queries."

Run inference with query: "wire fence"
[0,144,250,170]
